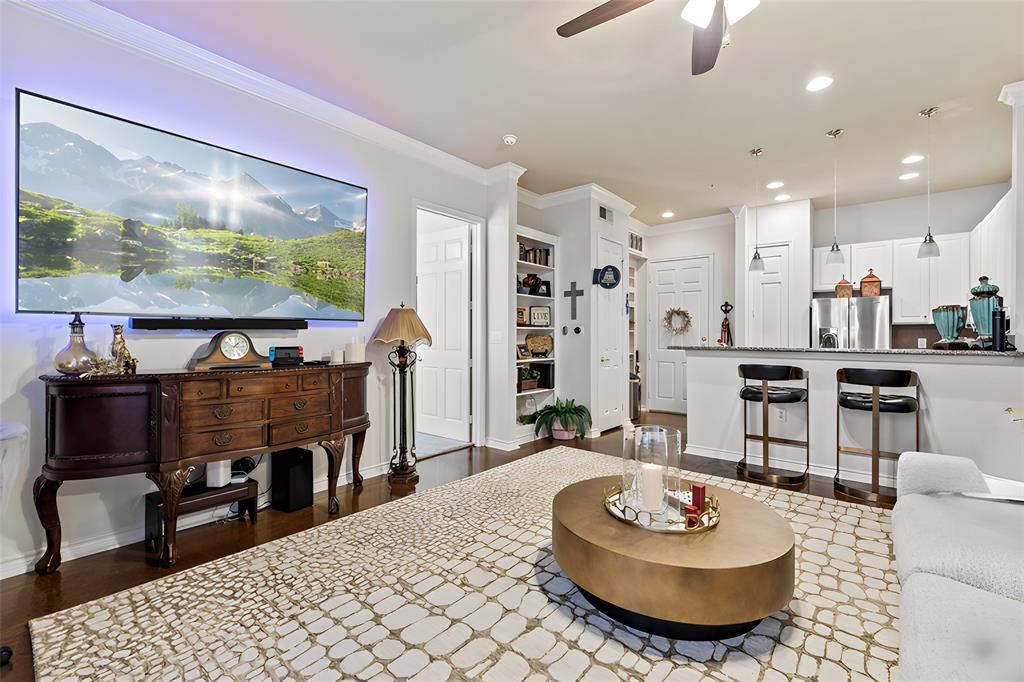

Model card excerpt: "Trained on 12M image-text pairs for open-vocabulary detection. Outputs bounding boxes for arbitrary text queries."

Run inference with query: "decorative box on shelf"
[608,425,720,533]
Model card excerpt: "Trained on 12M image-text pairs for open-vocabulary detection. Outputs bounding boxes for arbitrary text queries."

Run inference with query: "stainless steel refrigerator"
[811,296,891,349]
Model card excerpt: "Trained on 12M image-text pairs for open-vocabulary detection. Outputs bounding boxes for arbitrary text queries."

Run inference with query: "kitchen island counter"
[679,346,1024,485]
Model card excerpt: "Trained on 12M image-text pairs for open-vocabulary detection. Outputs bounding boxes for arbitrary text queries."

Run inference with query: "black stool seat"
[739,386,808,404]
[838,391,919,413]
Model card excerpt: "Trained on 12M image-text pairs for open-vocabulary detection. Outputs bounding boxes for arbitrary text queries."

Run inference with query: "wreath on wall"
[663,308,693,335]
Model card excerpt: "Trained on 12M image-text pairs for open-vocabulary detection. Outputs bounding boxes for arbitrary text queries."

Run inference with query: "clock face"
[220,333,250,360]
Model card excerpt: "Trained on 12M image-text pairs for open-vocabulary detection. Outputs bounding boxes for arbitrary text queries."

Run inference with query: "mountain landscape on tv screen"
[17,96,367,320]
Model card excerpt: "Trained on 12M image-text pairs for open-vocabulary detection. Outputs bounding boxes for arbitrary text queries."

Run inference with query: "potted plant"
[533,398,593,440]
[518,367,541,392]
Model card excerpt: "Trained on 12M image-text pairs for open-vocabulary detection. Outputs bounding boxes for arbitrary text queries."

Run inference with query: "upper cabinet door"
[929,232,971,308]
[812,244,852,292]
[850,240,893,288]
[892,238,931,324]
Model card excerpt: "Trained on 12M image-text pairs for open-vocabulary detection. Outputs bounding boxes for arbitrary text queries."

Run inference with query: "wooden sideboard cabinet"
[34,363,371,574]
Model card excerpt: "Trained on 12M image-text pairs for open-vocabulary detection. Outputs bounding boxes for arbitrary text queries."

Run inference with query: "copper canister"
[835,276,853,298]
[860,268,881,297]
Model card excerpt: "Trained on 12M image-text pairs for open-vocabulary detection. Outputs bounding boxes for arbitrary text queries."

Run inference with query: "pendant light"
[748,147,765,272]
[917,106,941,259]
[825,128,845,265]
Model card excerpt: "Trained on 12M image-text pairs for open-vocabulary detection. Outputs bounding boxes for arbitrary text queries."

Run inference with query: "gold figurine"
[110,324,138,375]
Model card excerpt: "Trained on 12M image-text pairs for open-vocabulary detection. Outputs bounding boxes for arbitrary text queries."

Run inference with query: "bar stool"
[835,368,920,505]
[737,364,809,488]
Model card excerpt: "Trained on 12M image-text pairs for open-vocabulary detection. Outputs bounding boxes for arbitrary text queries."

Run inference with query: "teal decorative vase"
[931,305,966,344]
[969,276,1000,345]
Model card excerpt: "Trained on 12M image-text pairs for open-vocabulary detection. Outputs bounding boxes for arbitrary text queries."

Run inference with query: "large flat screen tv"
[16,90,367,322]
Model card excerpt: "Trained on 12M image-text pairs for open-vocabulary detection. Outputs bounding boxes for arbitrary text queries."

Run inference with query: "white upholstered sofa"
[892,452,1024,682]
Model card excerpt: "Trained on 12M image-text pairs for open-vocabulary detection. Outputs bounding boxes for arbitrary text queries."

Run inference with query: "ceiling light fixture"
[680,0,759,29]
[661,211,675,219]
[766,181,784,190]
[902,154,924,164]
[825,128,845,266]
[748,147,765,273]
[502,134,518,146]
[774,194,791,202]
[899,172,920,181]
[917,107,941,259]
[805,76,834,92]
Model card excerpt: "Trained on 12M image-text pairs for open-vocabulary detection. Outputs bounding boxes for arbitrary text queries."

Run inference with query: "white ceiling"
[97,0,1023,224]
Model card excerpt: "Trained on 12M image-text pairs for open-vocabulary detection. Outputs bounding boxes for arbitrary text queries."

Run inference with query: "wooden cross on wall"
[564,281,584,320]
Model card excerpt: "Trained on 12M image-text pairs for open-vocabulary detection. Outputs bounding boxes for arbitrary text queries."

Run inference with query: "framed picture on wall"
[516,307,528,325]
[530,306,551,327]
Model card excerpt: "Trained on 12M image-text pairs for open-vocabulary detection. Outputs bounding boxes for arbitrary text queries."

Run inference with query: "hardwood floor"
[0,412,871,680]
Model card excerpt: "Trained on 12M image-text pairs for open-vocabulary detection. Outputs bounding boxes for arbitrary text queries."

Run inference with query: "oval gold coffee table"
[552,476,795,640]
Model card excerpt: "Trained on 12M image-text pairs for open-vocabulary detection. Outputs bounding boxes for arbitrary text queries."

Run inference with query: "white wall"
[0,3,496,577]
[812,182,1009,248]
[645,212,736,312]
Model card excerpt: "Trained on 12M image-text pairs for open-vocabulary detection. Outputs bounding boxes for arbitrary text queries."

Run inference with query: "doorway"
[594,236,627,433]
[647,255,713,414]
[415,208,477,457]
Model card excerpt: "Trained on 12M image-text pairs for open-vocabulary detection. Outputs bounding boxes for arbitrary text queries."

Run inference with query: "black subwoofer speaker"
[271,447,313,512]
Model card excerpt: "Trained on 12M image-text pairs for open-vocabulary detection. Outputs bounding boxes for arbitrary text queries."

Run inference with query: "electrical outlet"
[774,407,787,423]
[917,338,927,349]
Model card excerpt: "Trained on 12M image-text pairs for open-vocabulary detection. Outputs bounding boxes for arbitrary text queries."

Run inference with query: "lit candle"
[639,463,664,513]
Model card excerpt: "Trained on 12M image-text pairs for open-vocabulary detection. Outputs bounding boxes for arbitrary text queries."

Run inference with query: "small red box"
[691,484,706,513]
[684,504,699,528]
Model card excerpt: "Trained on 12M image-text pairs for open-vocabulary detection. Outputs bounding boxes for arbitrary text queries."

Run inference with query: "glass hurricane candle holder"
[624,425,681,516]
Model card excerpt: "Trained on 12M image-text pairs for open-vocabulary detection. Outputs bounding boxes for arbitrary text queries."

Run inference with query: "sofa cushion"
[892,493,1024,602]
[897,451,989,497]
[900,572,1024,682]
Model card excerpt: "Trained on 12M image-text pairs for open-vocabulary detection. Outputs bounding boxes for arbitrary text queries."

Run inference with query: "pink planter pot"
[551,418,577,440]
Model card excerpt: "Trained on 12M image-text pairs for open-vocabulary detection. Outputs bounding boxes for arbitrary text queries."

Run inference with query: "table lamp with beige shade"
[371,303,432,483]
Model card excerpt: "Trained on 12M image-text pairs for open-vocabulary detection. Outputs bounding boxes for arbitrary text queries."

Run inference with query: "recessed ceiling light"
[899,172,920,181]
[661,211,675,219]
[902,154,924,164]
[774,194,791,201]
[502,134,518,146]
[805,76,834,92]
[765,181,784,190]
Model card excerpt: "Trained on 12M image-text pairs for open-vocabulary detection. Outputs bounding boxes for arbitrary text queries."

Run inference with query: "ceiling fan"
[556,0,760,75]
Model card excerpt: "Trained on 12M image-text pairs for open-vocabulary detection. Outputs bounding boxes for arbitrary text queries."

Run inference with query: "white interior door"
[595,237,626,433]
[647,256,711,414]
[748,244,790,347]
[415,210,471,442]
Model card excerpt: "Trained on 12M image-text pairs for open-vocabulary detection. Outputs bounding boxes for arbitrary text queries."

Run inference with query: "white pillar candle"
[639,462,664,513]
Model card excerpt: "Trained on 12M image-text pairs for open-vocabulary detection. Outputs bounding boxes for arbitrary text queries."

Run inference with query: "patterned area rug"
[30,447,899,681]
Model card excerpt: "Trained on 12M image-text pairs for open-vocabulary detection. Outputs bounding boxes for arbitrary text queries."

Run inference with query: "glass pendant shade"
[748,250,765,272]
[917,232,940,259]
[825,242,845,265]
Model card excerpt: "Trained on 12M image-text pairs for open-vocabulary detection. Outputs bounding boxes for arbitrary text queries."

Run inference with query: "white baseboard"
[485,438,521,452]
[684,443,897,489]
[0,463,388,580]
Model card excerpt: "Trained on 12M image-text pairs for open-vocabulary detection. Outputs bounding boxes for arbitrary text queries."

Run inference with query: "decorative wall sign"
[593,265,622,289]
[530,306,551,327]
[563,282,584,320]
[663,308,693,335]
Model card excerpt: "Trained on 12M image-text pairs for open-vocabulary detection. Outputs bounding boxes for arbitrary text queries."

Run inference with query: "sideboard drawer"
[181,426,264,457]
[182,399,264,431]
[181,380,223,401]
[269,415,331,446]
[229,376,297,397]
[269,392,330,419]
[301,373,328,391]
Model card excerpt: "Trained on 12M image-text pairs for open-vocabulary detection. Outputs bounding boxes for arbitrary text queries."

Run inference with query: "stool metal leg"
[761,379,770,473]
[872,386,881,495]
[737,378,808,490]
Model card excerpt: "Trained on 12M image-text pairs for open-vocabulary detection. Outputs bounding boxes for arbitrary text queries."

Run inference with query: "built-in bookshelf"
[514,226,559,440]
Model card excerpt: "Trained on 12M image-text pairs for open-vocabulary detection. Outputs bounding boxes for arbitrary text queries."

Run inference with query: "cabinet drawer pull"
[294,423,310,434]
[212,433,234,447]
[293,398,309,410]
[285,382,291,389]
[309,379,319,386]
[213,406,234,420]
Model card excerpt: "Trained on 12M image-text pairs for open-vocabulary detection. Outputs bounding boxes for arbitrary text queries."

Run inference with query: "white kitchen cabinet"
[812,244,852,292]
[970,189,1014,317]
[892,238,931,323]
[850,240,893,288]
[929,233,971,308]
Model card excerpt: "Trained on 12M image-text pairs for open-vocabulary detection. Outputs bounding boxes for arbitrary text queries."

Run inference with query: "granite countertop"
[667,345,1024,358]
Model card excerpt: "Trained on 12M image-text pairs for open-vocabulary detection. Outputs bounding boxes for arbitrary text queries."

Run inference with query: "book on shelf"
[518,242,551,266]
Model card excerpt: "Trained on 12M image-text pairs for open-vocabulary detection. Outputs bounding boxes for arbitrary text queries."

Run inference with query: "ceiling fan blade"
[691,0,725,75]
[556,0,655,37]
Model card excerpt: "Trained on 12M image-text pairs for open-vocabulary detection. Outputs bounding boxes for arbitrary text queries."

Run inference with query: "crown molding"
[516,183,636,216]
[647,212,734,236]
[999,80,1024,107]
[8,0,489,184]
[484,162,527,185]
[517,187,544,209]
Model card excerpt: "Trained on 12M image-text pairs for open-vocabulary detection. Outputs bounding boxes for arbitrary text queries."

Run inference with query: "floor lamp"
[371,304,432,484]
